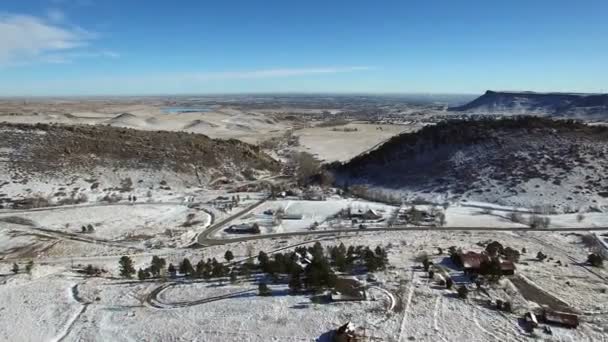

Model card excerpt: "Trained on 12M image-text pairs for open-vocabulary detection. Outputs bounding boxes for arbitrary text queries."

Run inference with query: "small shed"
[227,223,260,234]
[281,213,303,220]
[542,310,579,329]
[500,261,516,275]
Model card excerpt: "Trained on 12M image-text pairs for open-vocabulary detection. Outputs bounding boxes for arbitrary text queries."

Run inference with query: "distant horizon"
[2,90,607,100]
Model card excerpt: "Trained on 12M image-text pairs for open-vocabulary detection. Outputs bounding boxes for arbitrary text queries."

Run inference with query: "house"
[350,208,382,220]
[330,278,366,302]
[541,310,579,329]
[459,251,490,273]
[458,251,516,275]
[280,213,303,220]
[226,223,260,234]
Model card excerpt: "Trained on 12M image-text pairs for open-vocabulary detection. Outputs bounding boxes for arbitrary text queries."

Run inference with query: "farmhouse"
[458,251,516,275]
[351,209,382,220]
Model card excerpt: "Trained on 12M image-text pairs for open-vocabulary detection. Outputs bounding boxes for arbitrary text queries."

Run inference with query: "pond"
[162,106,212,114]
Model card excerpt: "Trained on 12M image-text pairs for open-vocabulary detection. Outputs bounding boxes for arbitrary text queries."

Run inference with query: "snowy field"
[216,197,397,237]
[294,123,415,162]
[1,228,607,341]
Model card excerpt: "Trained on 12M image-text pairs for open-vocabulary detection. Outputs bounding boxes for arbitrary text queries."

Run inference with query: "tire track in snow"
[431,295,448,342]
[52,283,90,342]
[397,268,415,342]
[469,304,503,342]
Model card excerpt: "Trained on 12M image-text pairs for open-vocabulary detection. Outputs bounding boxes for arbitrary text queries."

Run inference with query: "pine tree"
[334,244,348,272]
[258,282,272,296]
[25,260,34,274]
[195,259,206,278]
[150,256,166,277]
[224,250,234,263]
[118,256,135,278]
[212,260,225,278]
[257,251,269,271]
[457,285,468,299]
[11,263,19,274]
[288,271,302,294]
[85,264,96,276]
[229,271,237,283]
[167,263,177,278]
[179,258,194,276]
[137,268,147,281]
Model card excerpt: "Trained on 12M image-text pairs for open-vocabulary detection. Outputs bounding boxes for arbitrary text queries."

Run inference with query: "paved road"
[0,201,187,216]
[199,224,608,246]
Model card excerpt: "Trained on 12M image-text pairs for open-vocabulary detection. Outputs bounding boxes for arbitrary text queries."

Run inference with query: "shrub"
[588,254,604,267]
[536,251,547,261]
[258,282,272,296]
[577,213,585,223]
[528,215,550,229]
[508,212,523,223]
[457,285,469,299]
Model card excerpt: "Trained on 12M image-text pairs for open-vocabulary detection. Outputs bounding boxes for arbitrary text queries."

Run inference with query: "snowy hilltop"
[449,90,608,119]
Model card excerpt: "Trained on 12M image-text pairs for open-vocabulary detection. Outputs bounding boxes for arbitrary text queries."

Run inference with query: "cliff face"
[449,91,608,118]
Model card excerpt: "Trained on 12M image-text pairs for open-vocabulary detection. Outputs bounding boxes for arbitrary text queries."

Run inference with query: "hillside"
[332,117,608,211]
[0,123,280,208]
[449,91,608,119]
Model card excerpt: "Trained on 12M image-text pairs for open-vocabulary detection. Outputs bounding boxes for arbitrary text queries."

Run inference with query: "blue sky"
[0,0,606,96]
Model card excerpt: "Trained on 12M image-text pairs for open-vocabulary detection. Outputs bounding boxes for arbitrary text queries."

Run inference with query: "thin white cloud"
[0,66,374,95]
[46,8,66,22]
[188,66,374,81]
[0,13,112,67]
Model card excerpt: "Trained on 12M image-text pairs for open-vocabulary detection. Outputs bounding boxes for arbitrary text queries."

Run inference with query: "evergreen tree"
[25,260,34,274]
[85,264,97,276]
[480,257,502,282]
[258,282,272,296]
[288,270,302,294]
[457,285,469,299]
[334,244,348,272]
[179,258,194,277]
[224,250,234,263]
[167,263,177,278]
[195,259,206,278]
[229,271,237,283]
[118,256,135,278]
[150,256,166,277]
[11,263,19,274]
[588,253,604,267]
[364,247,381,272]
[137,268,147,281]
[212,260,225,278]
[257,251,269,271]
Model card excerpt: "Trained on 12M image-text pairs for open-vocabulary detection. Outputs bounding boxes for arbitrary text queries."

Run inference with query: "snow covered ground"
[2,227,607,341]
[214,197,397,237]
[1,181,608,341]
